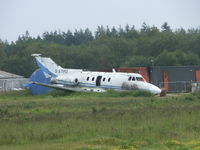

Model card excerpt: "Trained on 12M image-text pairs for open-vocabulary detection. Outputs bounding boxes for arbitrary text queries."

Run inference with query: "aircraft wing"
[30,82,106,93]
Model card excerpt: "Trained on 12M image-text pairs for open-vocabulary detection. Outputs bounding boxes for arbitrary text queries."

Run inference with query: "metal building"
[0,70,28,92]
[150,66,200,93]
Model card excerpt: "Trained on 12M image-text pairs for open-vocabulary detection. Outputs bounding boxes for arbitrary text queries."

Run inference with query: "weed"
[184,96,194,101]
[92,107,97,113]
[0,108,9,117]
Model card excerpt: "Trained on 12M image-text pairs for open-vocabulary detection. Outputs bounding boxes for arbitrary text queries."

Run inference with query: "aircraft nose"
[149,85,162,94]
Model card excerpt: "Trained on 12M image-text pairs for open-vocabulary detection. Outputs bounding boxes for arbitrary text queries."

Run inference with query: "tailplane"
[31,54,82,77]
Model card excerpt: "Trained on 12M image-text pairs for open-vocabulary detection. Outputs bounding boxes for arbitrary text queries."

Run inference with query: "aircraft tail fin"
[31,54,62,77]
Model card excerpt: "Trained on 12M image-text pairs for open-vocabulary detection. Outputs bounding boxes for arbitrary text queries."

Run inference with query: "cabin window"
[103,77,106,81]
[132,77,135,81]
[108,78,111,82]
[136,77,144,81]
[92,77,95,81]
[128,76,131,81]
[86,77,89,81]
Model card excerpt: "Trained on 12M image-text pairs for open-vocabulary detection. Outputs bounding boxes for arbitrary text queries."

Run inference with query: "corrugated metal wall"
[0,78,28,91]
[150,66,200,93]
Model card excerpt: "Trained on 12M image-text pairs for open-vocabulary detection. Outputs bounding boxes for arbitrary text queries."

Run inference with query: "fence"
[159,81,192,93]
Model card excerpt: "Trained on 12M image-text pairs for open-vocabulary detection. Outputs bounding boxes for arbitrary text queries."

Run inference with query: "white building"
[0,70,28,91]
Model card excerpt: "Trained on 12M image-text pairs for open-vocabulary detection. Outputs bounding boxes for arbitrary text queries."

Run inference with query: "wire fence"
[159,81,192,93]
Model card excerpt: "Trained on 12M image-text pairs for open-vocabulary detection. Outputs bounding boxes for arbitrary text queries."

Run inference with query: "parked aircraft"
[30,54,162,94]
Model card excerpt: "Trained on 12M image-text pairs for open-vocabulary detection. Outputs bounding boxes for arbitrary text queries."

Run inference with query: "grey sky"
[0,0,200,42]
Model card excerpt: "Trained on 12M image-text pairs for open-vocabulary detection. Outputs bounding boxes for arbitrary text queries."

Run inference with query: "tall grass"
[48,89,154,98]
[0,91,200,149]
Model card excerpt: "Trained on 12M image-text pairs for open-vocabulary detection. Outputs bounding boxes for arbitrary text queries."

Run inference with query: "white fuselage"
[32,55,161,94]
[51,70,161,94]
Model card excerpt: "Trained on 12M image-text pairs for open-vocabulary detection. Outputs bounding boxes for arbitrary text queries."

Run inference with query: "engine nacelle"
[51,76,79,86]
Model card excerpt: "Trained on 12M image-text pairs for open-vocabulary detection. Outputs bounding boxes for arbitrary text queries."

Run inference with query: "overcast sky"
[0,0,200,42]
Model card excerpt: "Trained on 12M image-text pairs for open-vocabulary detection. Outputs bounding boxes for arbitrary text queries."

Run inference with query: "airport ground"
[0,90,200,150]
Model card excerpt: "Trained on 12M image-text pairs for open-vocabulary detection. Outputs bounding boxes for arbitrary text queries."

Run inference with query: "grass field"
[1,90,200,150]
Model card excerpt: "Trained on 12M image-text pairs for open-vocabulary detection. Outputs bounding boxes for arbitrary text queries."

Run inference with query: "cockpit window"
[136,77,144,81]
[128,77,132,81]
[132,77,135,81]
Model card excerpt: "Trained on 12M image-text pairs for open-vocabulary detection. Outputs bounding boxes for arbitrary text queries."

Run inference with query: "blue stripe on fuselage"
[56,80,122,90]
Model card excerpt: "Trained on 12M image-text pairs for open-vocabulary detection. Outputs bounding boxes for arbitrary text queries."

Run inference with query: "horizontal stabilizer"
[31,54,41,57]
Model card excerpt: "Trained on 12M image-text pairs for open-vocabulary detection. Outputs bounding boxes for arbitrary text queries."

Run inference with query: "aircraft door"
[96,76,102,86]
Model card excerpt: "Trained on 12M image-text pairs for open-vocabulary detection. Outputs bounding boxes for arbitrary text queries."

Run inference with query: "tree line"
[0,22,200,77]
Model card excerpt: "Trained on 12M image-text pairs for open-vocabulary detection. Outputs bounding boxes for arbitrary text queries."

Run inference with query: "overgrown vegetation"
[0,91,200,149]
[48,90,154,98]
[0,22,200,77]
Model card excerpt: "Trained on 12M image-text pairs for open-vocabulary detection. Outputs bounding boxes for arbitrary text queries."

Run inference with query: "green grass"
[0,90,200,150]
